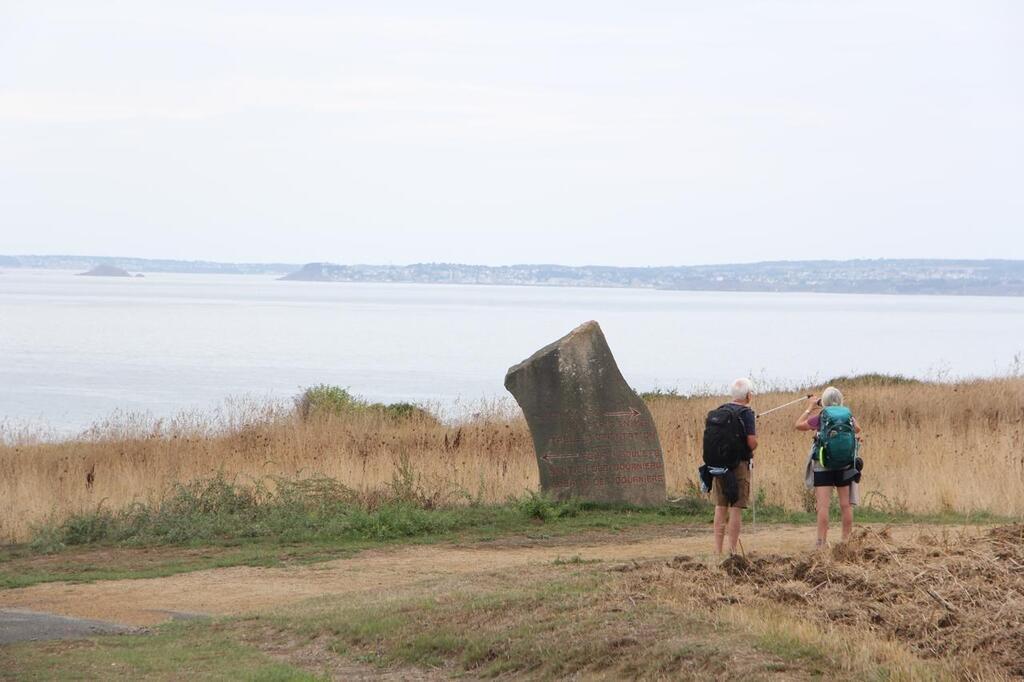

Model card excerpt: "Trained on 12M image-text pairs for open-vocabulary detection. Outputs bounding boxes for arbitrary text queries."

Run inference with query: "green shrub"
[823,373,925,387]
[294,385,364,419]
[381,402,425,419]
[515,491,580,521]
[638,387,681,400]
[294,385,436,423]
[28,524,69,553]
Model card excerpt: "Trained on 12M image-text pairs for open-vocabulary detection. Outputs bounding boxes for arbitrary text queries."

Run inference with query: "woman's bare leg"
[815,486,831,546]
[837,486,853,541]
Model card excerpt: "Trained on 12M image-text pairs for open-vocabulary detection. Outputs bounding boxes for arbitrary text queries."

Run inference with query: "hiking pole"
[751,458,756,532]
[750,394,810,533]
[756,394,813,420]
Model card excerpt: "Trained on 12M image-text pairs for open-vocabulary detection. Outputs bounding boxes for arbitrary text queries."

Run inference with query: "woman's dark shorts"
[812,469,853,488]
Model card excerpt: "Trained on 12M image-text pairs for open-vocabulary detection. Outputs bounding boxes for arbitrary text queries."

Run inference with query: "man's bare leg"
[727,506,742,554]
[713,505,728,555]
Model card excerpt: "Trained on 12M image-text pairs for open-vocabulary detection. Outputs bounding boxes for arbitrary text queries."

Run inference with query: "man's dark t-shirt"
[719,402,756,461]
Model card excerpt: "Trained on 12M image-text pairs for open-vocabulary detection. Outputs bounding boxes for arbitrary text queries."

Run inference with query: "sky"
[1,1,1021,266]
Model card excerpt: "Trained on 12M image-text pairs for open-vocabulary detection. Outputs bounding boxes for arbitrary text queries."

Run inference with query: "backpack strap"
[725,402,749,436]
[726,403,753,461]
[814,408,830,462]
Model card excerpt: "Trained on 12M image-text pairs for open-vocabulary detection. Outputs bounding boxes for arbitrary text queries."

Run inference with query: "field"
[3,522,1023,680]
[2,376,1024,680]
[3,376,1023,543]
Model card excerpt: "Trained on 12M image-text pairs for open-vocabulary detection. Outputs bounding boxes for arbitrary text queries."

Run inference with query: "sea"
[3,268,1023,435]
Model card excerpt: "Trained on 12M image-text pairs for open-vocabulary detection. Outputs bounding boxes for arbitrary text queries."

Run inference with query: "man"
[710,377,758,556]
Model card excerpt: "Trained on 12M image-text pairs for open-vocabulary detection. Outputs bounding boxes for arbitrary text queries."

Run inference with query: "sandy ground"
[0,523,970,629]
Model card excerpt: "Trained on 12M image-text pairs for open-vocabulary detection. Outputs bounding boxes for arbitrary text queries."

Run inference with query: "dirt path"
[0,524,976,627]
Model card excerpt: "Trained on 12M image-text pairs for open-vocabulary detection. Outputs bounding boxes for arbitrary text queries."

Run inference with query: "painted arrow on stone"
[540,453,581,463]
[604,407,641,418]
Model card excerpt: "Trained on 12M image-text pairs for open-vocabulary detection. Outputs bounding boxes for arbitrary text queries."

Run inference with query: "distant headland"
[281,259,1024,296]
[77,264,140,278]
[4,254,1024,297]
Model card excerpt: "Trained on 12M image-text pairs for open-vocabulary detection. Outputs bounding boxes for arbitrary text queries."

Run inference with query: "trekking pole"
[751,458,756,531]
[755,394,813,420]
[750,394,810,533]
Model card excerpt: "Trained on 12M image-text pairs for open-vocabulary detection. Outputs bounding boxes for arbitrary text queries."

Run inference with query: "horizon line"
[5,254,1023,270]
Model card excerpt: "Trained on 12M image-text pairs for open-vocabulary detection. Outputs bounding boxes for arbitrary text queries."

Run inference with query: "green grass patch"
[23,475,513,551]
[1,485,707,588]
[0,543,364,590]
[395,629,468,667]
[23,492,698,552]
[0,620,324,681]
[744,486,1008,526]
[756,630,828,667]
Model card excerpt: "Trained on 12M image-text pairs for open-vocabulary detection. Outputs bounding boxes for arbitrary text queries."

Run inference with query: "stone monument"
[503,321,666,505]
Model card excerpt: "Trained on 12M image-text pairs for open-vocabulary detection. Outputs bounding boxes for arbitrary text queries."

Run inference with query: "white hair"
[821,386,844,406]
[729,377,754,401]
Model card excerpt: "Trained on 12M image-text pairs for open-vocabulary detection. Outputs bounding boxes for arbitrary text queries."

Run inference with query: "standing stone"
[504,321,666,506]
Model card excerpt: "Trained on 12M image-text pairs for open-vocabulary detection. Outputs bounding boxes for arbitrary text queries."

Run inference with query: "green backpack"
[815,406,858,470]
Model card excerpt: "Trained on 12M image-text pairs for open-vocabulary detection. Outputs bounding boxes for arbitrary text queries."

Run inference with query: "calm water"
[3,269,1023,433]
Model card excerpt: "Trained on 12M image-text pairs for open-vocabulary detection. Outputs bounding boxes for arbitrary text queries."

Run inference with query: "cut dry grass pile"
[2,375,1023,543]
[639,524,1024,679]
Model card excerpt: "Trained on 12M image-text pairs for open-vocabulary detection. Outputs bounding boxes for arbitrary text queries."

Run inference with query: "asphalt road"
[0,609,138,644]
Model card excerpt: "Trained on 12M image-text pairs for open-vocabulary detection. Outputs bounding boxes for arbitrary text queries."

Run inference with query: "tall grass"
[2,377,1023,543]
[654,375,1024,519]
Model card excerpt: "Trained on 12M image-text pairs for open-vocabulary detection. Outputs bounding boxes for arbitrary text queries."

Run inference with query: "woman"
[795,386,861,547]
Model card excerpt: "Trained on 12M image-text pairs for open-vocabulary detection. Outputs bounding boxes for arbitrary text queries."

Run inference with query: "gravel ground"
[0,609,138,644]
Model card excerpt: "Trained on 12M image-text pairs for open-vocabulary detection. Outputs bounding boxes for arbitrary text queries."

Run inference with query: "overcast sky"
[1,1,1021,266]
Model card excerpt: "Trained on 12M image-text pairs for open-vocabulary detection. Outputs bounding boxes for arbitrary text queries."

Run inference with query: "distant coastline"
[77,264,139,278]
[4,254,1024,297]
[0,254,295,276]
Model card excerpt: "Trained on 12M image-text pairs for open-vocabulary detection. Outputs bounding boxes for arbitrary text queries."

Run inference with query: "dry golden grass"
[2,377,1023,543]
[654,376,1024,518]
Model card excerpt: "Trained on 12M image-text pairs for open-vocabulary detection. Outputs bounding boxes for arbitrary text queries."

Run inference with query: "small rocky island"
[78,265,139,277]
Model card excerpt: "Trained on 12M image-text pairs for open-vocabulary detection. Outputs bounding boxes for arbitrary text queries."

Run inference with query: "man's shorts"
[712,461,751,508]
